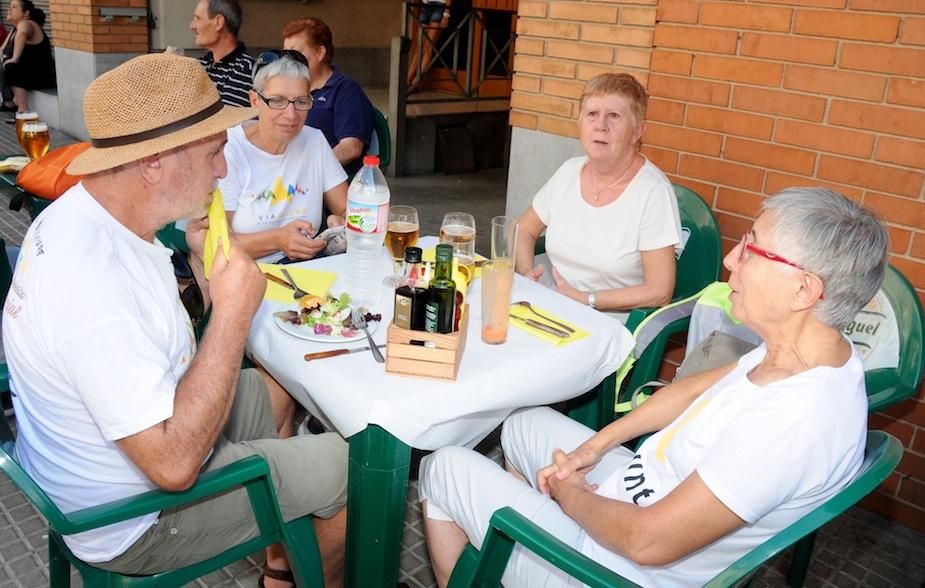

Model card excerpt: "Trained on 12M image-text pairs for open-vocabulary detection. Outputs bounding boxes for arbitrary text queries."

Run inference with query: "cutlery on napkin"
[508,304,589,346]
[259,263,337,303]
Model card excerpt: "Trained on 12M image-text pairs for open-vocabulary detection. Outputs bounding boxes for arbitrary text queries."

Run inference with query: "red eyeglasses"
[738,233,806,270]
[737,233,824,297]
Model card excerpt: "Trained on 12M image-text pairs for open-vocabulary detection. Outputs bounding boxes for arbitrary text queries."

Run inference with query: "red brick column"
[50,0,148,54]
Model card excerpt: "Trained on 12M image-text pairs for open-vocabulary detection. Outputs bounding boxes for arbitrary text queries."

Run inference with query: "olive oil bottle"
[424,244,457,333]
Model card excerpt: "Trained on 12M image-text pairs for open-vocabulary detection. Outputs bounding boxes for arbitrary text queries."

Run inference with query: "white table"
[246,236,633,587]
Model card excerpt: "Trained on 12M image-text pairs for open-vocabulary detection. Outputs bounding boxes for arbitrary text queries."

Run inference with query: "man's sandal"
[257,564,295,587]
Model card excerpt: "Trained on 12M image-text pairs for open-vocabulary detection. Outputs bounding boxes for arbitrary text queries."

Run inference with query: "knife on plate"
[509,314,571,338]
[304,344,387,361]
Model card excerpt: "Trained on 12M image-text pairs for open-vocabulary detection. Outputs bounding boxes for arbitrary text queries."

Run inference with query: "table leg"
[345,425,412,588]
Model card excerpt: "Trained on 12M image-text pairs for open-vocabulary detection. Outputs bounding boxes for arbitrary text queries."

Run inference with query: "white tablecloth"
[247,237,634,449]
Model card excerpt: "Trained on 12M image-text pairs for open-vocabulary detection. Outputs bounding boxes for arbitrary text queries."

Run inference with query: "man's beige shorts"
[102,369,348,574]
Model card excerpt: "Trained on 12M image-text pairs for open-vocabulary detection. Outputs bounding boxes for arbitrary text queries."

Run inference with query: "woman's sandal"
[257,563,295,587]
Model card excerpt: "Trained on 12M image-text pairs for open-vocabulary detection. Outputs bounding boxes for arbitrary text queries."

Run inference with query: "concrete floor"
[0,120,923,588]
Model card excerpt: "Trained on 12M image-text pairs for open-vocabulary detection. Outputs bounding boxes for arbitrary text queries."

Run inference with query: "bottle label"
[394,293,413,329]
[424,301,439,333]
[346,198,389,234]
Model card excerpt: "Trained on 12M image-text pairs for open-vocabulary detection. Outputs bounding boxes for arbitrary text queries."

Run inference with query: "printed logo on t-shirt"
[244,177,312,228]
[623,454,657,505]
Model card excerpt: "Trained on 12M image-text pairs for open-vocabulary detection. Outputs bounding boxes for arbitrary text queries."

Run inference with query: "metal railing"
[403,1,515,103]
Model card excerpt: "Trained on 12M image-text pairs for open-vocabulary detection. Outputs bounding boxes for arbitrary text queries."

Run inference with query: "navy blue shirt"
[307,67,373,177]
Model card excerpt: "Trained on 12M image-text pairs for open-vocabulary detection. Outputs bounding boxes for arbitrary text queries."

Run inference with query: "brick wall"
[510,0,925,533]
[50,0,148,53]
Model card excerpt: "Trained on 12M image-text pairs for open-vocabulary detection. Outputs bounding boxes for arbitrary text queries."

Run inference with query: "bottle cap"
[435,243,454,262]
[404,246,423,263]
[363,155,381,167]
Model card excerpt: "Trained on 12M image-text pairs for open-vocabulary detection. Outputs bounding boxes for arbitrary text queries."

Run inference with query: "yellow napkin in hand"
[508,304,589,346]
[203,188,231,279]
[258,263,338,303]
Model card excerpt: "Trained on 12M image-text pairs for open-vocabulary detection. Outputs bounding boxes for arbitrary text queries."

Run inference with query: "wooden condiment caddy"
[385,305,468,381]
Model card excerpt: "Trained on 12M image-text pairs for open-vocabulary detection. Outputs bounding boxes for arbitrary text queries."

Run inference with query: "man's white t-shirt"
[577,343,868,587]
[219,122,347,262]
[3,184,196,562]
[532,156,682,321]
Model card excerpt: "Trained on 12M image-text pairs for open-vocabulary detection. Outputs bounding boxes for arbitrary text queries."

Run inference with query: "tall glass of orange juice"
[481,259,514,344]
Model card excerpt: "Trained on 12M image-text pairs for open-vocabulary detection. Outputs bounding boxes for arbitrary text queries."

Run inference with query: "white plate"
[274,315,379,343]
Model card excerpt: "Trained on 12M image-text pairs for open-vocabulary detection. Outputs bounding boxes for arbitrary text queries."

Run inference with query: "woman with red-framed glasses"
[419,188,890,588]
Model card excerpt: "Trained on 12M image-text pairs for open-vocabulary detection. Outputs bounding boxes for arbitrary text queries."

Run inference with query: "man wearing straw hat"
[2,53,347,587]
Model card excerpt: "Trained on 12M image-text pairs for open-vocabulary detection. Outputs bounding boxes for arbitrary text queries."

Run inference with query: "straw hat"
[68,53,256,175]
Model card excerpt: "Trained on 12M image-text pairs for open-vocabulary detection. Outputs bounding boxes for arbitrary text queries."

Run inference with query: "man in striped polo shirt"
[190,0,254,107]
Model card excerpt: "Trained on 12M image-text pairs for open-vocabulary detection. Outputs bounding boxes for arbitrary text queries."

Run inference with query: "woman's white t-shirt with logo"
[219,123,347,262]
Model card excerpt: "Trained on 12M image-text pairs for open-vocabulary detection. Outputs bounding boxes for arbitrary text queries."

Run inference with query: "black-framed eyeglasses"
[170,249,204,325]
[252,49,309,78]
[254,89,313,111]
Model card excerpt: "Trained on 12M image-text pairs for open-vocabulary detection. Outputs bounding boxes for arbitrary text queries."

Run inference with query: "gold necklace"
[591,160,635,202]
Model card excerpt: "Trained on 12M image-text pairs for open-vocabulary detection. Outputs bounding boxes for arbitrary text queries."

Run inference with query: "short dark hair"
[207,0,243,37]
[16,0,46,28]
[281,18,335,65]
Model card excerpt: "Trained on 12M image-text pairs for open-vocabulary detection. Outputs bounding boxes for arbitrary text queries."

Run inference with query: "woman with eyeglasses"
[218,50,348,263]
[419,188,889,587]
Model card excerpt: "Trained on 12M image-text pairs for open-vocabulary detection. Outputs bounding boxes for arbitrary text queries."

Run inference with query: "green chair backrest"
[447,430,902,588]
[672,184,722,301]
[861,265,925,412]
[0,420,324,586]
[156,222,189,253]
[369,107,392,170]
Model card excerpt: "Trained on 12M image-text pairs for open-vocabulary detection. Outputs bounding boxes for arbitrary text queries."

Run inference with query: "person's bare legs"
[422,501,469,588]
[255,365,297,438]
[418,26,443,82]
[12,86,27,112]
[262,507,346,588]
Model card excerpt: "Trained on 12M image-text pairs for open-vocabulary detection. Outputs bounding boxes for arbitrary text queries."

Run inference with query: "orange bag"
[16,142,90,201]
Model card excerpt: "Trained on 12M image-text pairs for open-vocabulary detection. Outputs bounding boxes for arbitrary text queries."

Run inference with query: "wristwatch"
[443,9,451,17]
[587,291,596,309]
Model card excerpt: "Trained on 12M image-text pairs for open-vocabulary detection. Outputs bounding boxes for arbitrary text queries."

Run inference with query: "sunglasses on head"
[170,249,204,325]
[253,49,309,78]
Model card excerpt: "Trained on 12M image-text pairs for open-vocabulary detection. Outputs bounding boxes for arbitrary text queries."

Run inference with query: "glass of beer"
[21,121,50,160]
[383,205,419,287]
[15,112,39,152]
[439,211,476,284]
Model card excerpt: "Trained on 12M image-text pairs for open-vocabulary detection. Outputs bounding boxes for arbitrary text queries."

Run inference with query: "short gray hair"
[207,0,243,37]
[761,188,889,330]
[253,56,310,94]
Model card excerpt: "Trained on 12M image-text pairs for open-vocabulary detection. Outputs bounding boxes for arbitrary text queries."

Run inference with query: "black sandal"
[257,563,295,587]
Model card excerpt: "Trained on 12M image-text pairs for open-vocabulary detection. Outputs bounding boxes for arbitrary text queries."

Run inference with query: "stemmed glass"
[439,211,476,284]
[383,205,420,287]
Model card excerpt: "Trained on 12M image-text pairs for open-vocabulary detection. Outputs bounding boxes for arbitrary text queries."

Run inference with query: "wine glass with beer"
[21,121,50,160]
[15,112,38,152]
[439,211,476,284]
[383,205,419,287]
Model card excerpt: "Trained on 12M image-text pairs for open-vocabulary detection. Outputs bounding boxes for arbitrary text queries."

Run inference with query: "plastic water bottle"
[344,155,390,307]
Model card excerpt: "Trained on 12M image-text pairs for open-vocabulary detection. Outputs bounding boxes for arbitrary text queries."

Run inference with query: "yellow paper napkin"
[203,188,231,279]
[508,304,589,346]
[258,263,338,303]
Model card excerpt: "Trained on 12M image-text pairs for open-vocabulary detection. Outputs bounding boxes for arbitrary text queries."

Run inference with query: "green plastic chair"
[0,416,324,587]
[447,430,903,588]
[0,238,13,413]
[541,184,721,430]
[369,106,392,170]
[156,222,189,253]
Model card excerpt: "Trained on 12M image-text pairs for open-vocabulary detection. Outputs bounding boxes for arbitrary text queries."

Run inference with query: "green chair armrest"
[467,507,642,588]
[534,235,546,256]
[58,455,271,535]
[867,385,914,414]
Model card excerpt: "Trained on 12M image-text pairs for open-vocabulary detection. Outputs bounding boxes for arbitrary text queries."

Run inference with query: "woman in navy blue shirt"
[282,18,373,177]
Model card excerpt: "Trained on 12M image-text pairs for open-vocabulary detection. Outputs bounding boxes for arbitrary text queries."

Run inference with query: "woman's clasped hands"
[537,442,603,501]
[275,219,326,261]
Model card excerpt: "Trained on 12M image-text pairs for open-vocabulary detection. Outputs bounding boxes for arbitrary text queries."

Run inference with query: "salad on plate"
[274,292,381,338]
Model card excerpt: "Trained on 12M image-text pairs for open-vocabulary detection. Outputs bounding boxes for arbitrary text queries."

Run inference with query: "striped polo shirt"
[199,42,255,108]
